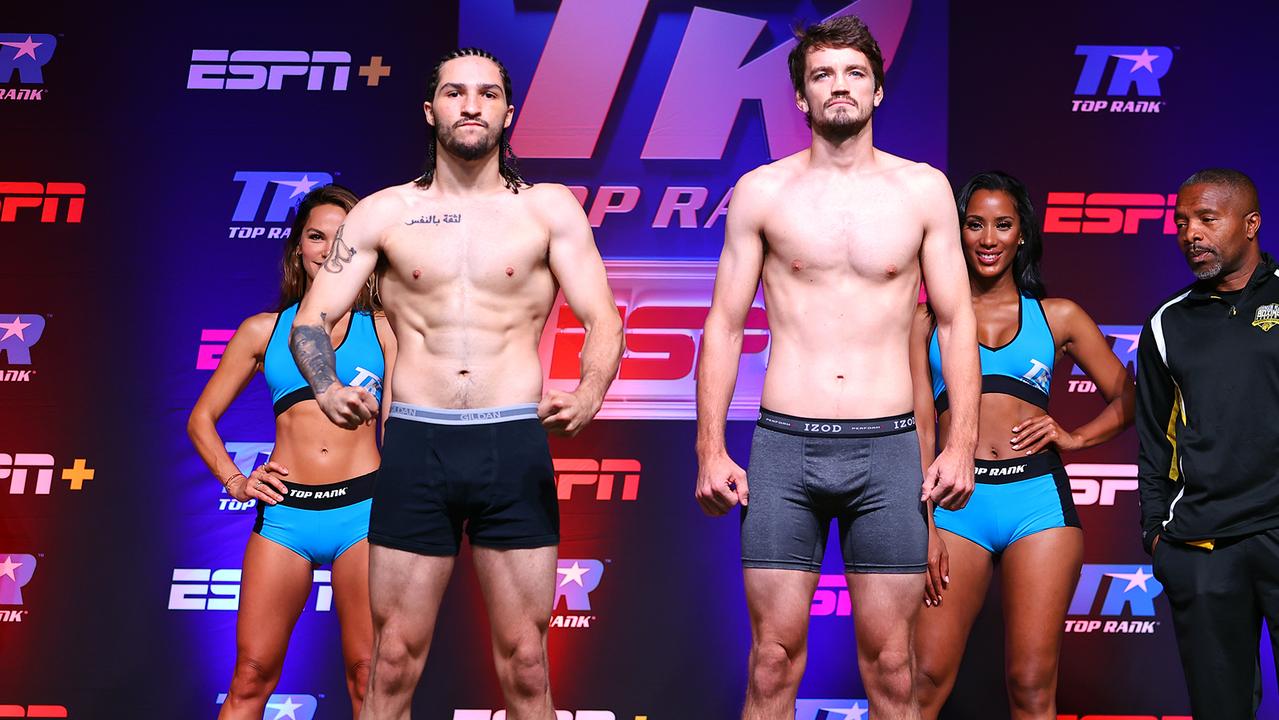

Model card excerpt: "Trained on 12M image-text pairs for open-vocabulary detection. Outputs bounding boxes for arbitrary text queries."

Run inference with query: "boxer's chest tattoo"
[405,213,462,226]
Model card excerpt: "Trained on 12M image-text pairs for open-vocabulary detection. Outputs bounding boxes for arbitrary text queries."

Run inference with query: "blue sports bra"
[928,294,1055,413]
[262,303,385,416]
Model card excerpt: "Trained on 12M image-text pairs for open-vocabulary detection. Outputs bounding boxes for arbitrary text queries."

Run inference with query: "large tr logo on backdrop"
[0,33,55,102]
[1072,45,1173,113]
[540,260,769,420]
[500,0,910,160]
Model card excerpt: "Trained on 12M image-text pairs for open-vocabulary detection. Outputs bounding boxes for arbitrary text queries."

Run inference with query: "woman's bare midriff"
[939,393,1047,461]
[270,402,381,484]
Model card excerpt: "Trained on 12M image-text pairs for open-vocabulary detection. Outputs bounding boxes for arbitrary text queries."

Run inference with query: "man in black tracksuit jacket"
[1138,168,1275,717]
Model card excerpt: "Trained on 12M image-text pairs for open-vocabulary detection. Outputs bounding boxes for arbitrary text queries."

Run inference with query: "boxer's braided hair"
[415,47,526,193]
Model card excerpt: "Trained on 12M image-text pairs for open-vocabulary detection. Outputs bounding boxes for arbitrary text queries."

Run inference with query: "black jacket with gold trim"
[1137,253,1279,553]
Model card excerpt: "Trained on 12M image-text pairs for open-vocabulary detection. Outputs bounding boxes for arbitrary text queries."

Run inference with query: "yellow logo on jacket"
[1253,304,1279,331]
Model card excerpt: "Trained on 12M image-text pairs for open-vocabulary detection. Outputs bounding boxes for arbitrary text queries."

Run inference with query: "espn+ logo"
[187,51,390,91]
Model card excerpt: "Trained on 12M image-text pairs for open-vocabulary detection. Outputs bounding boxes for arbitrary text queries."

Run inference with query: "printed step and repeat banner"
[3,0,1277,717]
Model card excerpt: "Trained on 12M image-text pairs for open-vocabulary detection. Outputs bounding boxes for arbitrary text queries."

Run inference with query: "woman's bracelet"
[221,472,246,488]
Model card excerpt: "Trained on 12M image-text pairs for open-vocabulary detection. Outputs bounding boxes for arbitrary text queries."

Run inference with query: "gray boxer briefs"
[741,408,927,574]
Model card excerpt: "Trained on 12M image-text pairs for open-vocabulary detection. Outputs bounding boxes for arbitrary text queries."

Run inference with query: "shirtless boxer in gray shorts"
[695,17,980,720]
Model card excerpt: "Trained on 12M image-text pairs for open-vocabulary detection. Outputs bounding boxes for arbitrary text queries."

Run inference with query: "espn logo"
[554,458,639,501]
[539,260,769,420]
[197,329,234,370]
[0,707,68,718]
[0,182,84,223]
[454,712,628,720]
[169,568,332,611]
[3,454,94,494]
[1044,193,1175,235]
[810,575,851,617]
[1058,716,1190,720]
[1067,464,1138,506]
[188,50,352,91]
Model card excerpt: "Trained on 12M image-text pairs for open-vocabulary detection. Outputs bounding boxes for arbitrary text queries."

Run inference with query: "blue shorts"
[933,452,1079,554]
[254,472,374,564]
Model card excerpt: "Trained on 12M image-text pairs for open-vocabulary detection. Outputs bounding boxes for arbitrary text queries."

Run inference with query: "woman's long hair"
[414,47,526,193]
[274,184,379,313]
[955,171,1046,299]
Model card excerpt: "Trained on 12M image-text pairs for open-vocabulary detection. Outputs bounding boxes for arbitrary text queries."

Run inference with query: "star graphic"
[818,703,868,720]
[0,555,23,582]
[266,695,304,720]
[1113,48,1159,73]
[1106,566,1154,592]
[0,316,31,342]
[0,36,43,60]
[1111,333,1141,354]
[273,174,320,199]
[556,561,590,588]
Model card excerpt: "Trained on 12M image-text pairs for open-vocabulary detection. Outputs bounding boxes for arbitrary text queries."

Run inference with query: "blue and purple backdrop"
[2,0,1277,717]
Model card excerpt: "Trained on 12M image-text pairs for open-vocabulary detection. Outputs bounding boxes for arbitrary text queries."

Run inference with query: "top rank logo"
[230,171,333,238]
[0,553,37,623]
[188,50,390,91]
[0,554,37,605]
[1065,564,1164,635]
[0,33,55,102]
[552,559,605,629]
[1068,325,1140,393]
[1071,45,1173,113]
[0,314,45,382]
[216,693,318,720]
[795,699,869,720]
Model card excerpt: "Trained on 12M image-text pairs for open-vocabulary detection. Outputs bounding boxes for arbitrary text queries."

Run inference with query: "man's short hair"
[1180,168,1260,212]
[787,15,885,93]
